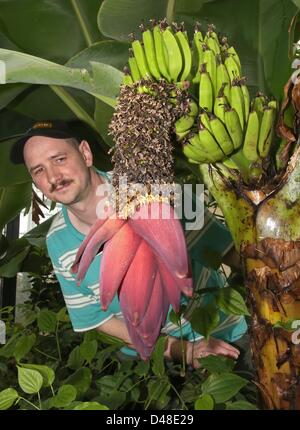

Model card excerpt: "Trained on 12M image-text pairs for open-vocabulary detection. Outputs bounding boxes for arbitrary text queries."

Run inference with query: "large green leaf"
[194,394,214,410]
[0,0,103,63]
[10,41,130,123]
[50,385,77,408]
[63,368,92,397]
[37,309,57,333]
[199,355,235,374]
[21,364,55,387]
[0,388,19,410]
[0,138,31,187]
[17,366,43,394]
[98,0,169,41]
[95,375,126,409]
[11,86,79,121]
[189,302,220,339]
[0,49,121,107]
[14,334,36,362]
[226,400,258,410]
[202,373,248,403]
[215,287,250,316]
[0,182,32,231]
[0,83,29,111]
[72,401,109,410]
[66,40,131,72]
[0,245,30,277]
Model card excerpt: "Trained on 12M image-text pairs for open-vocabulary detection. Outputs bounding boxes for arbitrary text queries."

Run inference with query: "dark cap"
[10,120,78,164]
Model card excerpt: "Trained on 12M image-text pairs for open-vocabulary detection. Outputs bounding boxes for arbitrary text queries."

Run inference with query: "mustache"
[50,179,73,193]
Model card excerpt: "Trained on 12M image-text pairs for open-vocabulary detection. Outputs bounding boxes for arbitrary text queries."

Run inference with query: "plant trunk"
[200,147,300,410]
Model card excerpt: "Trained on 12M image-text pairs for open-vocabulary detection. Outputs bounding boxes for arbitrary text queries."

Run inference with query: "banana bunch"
[124,20,193,85]
[181,23,278,185]
[242,94,277,162]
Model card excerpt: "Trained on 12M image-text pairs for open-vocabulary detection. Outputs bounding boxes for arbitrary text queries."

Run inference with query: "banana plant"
[102,16,300,409]
[1,0,300,409]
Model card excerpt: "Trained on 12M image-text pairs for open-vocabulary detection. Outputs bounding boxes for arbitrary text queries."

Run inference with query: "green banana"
[224,105,243,150]
[240,77,250,123]
[257,107,276,158]
[224,51,240,80]
[186,134,221,164]
[205,34,221,55]
[194,22,203,40]
[187,157,202,164]
[175,30,192,81]
[131,38,152,79]
[216,54,231,102]
[175,115,195,134]
[153,25,171,81]
[213,83,228,122]
[193,22,203,70]
[183,141,206,163]
[192,70,201,84]
[196,125,225,162]
[205,24,220,44]
[229,149,252,183]
[214,97,226,122]
[122,66,134,85]
[220,36,242,73]
[162,26,183,82]
[251,92,267,122]
[208,115,234,156]
[227,46,242,73]
[268,99,277,110]
[128,56,142,82]
[142,27,161,80]
[230,78,245,128]
[202,45,217,93]
[188,99,199,117]
[199,63,214,112]
[242,110,260,162]
[177,129,192,140]
[199,110,212,132]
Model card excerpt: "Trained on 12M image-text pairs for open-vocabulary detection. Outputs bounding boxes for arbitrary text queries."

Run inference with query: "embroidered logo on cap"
[32,122,53,130]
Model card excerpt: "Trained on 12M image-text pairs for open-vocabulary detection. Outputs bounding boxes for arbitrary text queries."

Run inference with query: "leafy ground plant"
[0,296,258,410]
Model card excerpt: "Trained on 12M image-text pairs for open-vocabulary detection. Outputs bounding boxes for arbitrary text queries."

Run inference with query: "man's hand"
[165,336,240,368]
[185,337,240,368]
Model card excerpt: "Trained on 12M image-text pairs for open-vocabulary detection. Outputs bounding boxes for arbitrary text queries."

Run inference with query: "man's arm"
[96,317,240,366]
[95,316,134,348]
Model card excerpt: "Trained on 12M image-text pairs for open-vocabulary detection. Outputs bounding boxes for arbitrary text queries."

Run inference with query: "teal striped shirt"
[46,170,247,356]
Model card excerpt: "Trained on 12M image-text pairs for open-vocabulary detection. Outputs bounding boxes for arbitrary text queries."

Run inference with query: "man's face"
[24,136,93,205]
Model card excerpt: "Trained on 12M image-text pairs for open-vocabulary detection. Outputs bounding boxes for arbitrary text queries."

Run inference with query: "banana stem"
[70,0,93,47]
[230,150,251,183]
[166,0,175,25]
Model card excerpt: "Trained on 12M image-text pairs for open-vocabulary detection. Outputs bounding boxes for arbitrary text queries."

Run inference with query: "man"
[10,120,247,367]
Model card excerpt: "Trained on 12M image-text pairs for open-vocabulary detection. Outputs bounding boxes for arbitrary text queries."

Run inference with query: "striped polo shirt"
[46,170,247,356]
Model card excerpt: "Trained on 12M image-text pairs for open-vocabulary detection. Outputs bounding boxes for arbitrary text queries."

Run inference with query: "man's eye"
[56,157,66,163]
[34,168,43,175]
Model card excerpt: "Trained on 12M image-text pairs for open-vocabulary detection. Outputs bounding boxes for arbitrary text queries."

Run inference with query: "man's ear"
[79,140,93,167]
